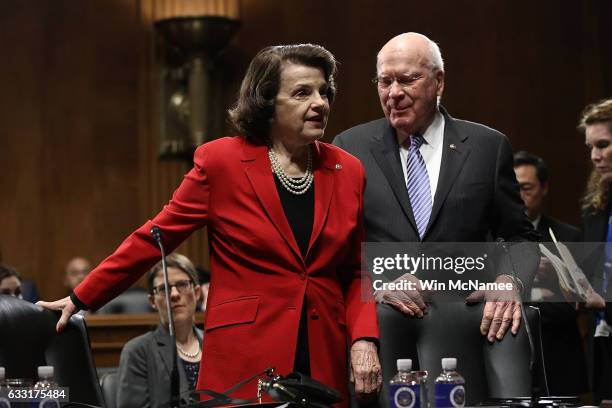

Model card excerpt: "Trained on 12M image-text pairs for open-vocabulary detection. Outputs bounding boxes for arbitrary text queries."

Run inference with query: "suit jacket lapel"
[307,141,334,259]
[426,110,470,236]
[369,121,419,234]
[153,326,189,399]
[241,140,304,263]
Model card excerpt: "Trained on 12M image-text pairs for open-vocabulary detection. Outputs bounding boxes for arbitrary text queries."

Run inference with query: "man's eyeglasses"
[372,73,425,90]
[152,280,194,297]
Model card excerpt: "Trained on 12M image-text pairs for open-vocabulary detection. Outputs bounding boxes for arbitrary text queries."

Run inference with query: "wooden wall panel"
[0,0,610,300]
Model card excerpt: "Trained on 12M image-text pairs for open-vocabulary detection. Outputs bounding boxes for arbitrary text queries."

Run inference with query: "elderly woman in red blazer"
[39,44,381,405]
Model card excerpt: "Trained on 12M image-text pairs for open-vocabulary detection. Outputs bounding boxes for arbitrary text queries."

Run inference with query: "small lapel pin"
[449,144,456,150]
[335,163,342,170]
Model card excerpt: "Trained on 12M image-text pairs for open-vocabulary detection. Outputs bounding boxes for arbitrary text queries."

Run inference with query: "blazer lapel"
[426,110,470,237]
[241,140,303,262]
[153,326,189,400]
[369,122,419,234]
[306,141,334,259]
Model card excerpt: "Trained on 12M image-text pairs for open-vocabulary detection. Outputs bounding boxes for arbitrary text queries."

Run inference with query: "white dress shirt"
[399,110,445,204]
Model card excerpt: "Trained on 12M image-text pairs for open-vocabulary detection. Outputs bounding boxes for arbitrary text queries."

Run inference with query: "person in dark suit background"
[334,32,538,343]
[513,150,588,396]
[579,97,612,403]
[117,253,203,408]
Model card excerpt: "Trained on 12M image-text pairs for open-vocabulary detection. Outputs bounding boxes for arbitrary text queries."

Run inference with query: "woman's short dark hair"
[0,265,20,283]
[228,44,337,145]
[146,253,199,294]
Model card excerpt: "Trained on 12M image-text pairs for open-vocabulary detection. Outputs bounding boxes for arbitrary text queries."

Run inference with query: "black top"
[273,174,314,375]
[273,174,314,257]
[181,358,200,394]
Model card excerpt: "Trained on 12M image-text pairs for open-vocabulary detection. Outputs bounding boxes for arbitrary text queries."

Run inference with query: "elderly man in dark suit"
[334,32,538,343]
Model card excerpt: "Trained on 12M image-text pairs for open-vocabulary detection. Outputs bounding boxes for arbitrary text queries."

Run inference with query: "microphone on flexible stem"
[151,226,181,408]
[496,238,539,407]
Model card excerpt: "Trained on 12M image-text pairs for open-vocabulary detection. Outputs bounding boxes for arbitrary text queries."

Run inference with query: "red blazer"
[74,137,379,404]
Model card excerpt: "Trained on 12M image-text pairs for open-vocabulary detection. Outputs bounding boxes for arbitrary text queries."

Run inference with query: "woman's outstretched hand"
[37,296,78,333]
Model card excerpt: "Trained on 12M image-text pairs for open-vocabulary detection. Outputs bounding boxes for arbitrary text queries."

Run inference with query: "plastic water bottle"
[389,359,420,408]
[413,370,429,408]
[434,358,465,408]
[33,366,59,408]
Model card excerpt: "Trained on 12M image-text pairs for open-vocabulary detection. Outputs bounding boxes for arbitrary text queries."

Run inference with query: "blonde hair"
[580,97,612,213]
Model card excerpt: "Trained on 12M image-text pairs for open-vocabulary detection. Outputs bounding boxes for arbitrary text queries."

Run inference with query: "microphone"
[496,238,542,406]
[150,226,181,408]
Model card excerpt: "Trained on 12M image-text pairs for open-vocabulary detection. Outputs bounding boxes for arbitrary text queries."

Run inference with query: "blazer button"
[299,273,306,280]
[310,309,319,320]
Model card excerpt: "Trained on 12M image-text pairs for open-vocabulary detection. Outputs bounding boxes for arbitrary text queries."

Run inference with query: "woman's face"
[270,62,330,147]
[149,267,200,326]
[586,122,612,183]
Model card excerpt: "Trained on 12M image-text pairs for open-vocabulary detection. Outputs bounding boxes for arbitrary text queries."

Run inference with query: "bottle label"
[434,384,465,408]
[389,384,420,408]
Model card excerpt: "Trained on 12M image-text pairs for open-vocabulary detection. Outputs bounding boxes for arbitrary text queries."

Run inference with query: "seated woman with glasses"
[116,253,202,408]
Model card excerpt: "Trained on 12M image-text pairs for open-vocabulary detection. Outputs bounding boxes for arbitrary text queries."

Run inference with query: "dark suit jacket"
[537,215,581,243]
[582,207,612,321]
[117,325,203,408]
[333,107,538,284]
[582,205,612,401]
[534,215,587,395]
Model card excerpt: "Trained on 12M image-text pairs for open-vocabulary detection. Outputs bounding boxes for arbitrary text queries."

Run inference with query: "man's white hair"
[377,32,445,73]
[428,39,444,72]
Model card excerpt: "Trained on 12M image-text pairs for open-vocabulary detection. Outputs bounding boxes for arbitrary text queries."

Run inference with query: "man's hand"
[373,273,428,317]
[37,296,78,333]
[349,340,382,399]
[465,275,521,342]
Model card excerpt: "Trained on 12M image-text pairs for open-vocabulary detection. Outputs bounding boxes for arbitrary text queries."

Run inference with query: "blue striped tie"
[406,135,432,239]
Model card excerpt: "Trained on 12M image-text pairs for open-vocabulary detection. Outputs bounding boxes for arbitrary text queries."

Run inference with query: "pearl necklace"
[176,342,201,359]
[268,147,314,195]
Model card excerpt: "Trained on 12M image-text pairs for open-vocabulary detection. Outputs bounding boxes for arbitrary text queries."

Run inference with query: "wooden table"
[85,313,204,368]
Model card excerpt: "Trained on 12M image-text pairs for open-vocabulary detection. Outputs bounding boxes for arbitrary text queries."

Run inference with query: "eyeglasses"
[372,73,425,91]
[152,280,194,297]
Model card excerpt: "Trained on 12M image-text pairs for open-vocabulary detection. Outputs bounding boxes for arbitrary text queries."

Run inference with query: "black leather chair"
[100,371,118,408]
[0,294,104,406]
[377,302,548,406]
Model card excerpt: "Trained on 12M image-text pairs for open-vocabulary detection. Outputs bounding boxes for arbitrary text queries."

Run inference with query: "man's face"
[64,258,91,290]
[376,46,444,138]
[514,164,547,220]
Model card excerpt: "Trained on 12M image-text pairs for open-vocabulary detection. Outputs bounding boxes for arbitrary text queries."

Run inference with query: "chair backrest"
[0,295,104,406]
[377,302,547,406]
[95,288,154,314]
[99,371,118,408]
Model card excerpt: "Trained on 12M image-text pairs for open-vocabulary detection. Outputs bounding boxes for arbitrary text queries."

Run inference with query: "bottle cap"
[0,367,5,379]
[441,358,457,370]
[397,359,412,371]
[37,366,54,379]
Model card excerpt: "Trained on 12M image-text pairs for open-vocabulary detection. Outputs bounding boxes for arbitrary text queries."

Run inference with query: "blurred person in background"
[117,253,202,408]
[63,257,91,293]
[0,265,23,299]
[513,151,588,396]
[579,97,612,403]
